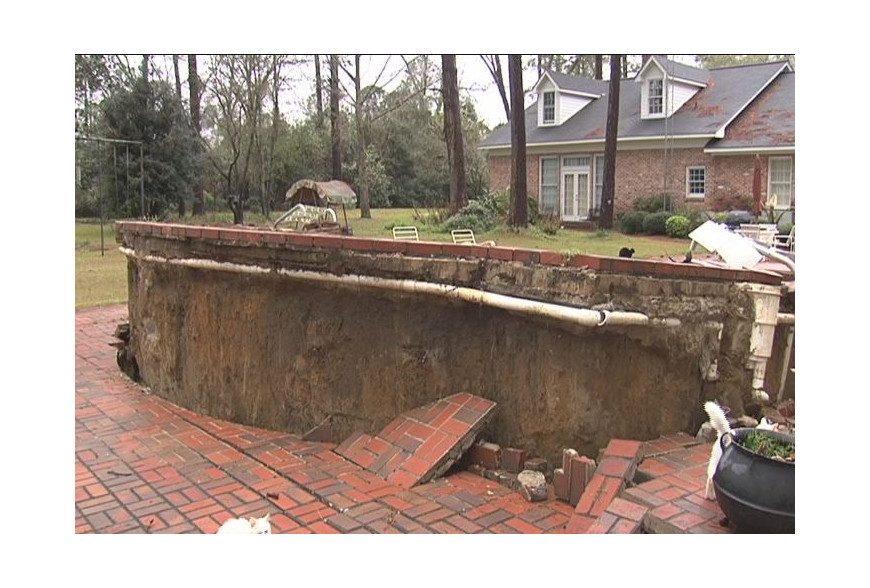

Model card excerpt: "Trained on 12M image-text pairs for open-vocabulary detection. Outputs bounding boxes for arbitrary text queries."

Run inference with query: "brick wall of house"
[488,154,541,202]
[487,150,794,215]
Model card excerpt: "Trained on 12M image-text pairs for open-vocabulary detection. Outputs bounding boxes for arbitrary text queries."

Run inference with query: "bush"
[633,193,673,213]
[442,199,497,233]
[642,211,672,235]
[617,211,648,235]
[665,215,691,239]
[538,214,561,235]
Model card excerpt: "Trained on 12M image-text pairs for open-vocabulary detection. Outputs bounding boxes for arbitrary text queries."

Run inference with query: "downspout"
[119,248,651,329]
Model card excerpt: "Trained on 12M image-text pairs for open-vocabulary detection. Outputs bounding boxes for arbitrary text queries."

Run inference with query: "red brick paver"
[75,306,568,534]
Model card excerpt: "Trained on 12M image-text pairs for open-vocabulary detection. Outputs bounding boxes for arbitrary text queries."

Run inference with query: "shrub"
[538,214,561,235]
[442,199,497,233]
[665,215,691,239]
[617,211,648,235]
[642,211,672,235]
[633,193,673,213]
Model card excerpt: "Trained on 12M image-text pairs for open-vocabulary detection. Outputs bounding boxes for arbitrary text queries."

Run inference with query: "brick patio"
[76,304,743,534]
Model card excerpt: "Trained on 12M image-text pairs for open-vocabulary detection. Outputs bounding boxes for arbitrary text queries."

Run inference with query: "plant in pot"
[713,427,795,533]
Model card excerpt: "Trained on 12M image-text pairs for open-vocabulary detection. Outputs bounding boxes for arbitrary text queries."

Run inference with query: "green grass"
[75,209,694,309]
[76,221,128,309]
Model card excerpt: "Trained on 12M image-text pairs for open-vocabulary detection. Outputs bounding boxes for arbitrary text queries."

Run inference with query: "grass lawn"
[75,209,693,309]
[76,222,128,309]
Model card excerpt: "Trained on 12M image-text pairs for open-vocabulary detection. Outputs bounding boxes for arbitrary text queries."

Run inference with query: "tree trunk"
[329,55,342,181]
[508,55,528,228]
[600,55,621,230]
[441,55,467,212]
[594,55,603,80]
[354,56,371,219]
[188,55,205,215]
[314,55,324,129]
[172,54,186,217]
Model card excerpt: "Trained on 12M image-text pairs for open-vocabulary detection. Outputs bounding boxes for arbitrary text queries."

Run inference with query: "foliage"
[739,431,795,461]
[538,214,561,236]
[642,211,672,235]
[617,211,648,235]
[633,193,673,213]
[442,199,498,233]
[665,215,691,239]
[98,76,197,218]
[695,55,795,70]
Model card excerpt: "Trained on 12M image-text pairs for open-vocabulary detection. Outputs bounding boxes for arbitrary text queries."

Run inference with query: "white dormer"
[533,71,600,127]
[636,56,708,120]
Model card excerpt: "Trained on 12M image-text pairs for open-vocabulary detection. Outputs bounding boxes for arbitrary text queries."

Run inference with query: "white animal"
[216,513,272,534]
[756,417,777,431]
[703,401,732,501]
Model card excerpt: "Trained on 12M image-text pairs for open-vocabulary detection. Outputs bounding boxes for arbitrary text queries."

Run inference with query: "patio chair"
[451,229,495,247]
[392,226,419,241]
[774,226,795,252]
[737,224,777,248]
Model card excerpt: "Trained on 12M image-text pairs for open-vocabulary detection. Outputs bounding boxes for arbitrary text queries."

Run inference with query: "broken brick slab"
[334,393,496,489]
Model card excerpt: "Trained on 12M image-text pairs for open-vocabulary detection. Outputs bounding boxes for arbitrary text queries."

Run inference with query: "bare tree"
[508,54,527,227]
[600,55,621,230]
[206,55,271,225]
[594,55,603,80]
[337,55,410,218]
[441,55,467,212]
[480,55,511,122]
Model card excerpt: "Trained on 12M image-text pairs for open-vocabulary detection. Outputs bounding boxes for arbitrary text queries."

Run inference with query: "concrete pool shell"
[115,222,794,466]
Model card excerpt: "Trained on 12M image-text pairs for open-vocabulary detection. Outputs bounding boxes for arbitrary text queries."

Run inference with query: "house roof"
[704,71,795,151]
[480,61,793,150]
[540,70,608,96]
[641,55,711,86]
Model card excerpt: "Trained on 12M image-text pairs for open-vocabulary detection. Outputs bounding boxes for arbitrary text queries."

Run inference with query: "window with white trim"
[768,157,793,209]
[649,79,663,115]
[686,166,706,198]
[543,91,555,124]
[594,154,605,216]
[540,157,559,215]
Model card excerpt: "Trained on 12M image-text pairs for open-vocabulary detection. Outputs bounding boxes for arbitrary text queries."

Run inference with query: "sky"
[147,54,699,132]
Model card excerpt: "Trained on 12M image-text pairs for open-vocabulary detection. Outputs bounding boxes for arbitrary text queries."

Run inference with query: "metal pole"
[98,142,105,256]
[126,145,130,209]
[113,144,119,215]
[140,144,145,219]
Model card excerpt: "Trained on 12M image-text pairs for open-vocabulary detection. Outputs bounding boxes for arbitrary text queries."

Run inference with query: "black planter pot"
[712,427,795,533]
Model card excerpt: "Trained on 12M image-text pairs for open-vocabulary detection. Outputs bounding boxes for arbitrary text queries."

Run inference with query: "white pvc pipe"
[777,313,795,325]
[119,247,650,328]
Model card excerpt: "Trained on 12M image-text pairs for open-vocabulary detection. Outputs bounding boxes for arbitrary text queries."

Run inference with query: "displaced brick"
[553,468,570,502]
[501,448,526,473]
[468,442,501,470]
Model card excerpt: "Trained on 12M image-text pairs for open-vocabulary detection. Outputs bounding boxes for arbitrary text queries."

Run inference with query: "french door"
[561,170,590,222]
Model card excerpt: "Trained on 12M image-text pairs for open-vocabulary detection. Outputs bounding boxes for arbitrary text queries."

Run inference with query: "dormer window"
[649,79,663,115]
[543,91,555,124]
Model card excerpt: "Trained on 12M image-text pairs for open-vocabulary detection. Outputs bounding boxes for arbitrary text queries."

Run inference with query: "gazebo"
[273,180,357,234]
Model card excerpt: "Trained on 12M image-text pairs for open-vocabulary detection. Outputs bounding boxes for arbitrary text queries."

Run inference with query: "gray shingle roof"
[647,55,711,85]
[481,61,793,149]
[705,71,795,150]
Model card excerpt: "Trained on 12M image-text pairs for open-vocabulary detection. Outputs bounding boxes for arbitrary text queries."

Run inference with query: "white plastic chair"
[392,226,419,241]
[451,229,495,247]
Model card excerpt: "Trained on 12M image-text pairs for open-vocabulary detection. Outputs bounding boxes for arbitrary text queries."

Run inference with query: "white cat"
[703,401,732,501]
[216,513,271,534]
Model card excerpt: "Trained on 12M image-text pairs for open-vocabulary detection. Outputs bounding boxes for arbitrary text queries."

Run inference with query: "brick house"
[480,57,795,225]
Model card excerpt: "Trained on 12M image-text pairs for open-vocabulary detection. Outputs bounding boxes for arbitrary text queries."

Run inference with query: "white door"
[561,171,590,221]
